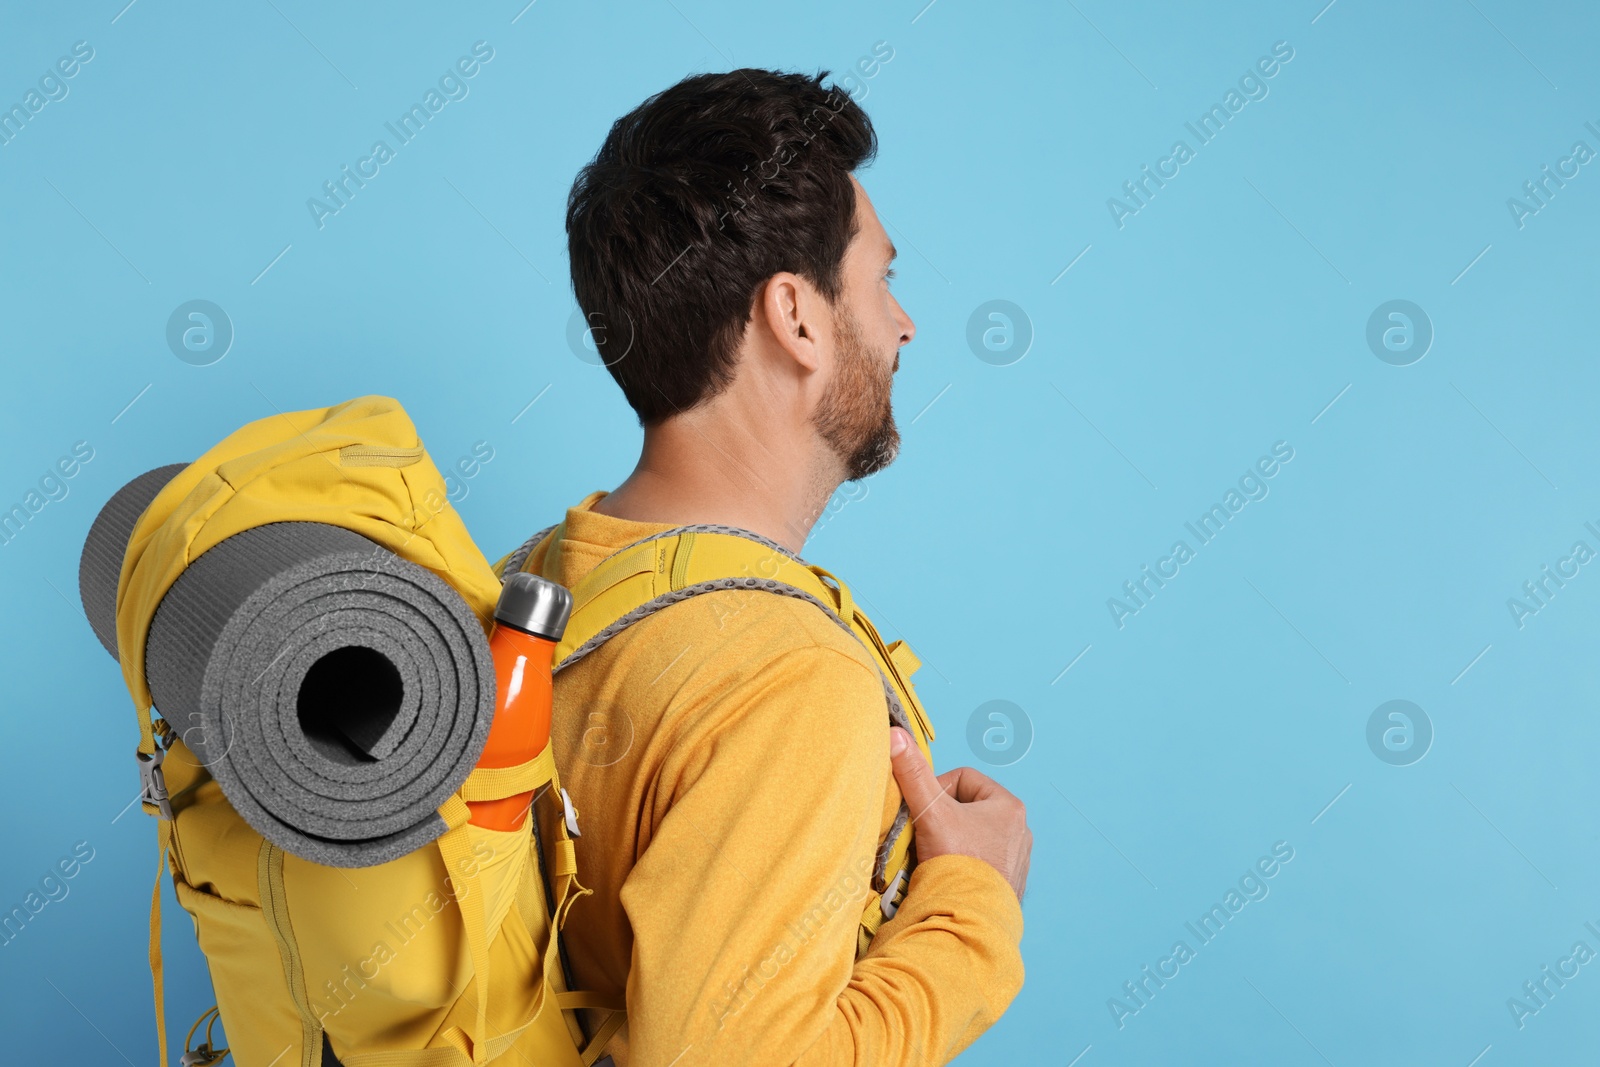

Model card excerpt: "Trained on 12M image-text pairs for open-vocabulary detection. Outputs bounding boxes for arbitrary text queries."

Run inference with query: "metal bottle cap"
[495,572,573,640]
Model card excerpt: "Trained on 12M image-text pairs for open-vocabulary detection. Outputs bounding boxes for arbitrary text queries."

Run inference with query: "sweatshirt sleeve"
[617,643,1025,1066]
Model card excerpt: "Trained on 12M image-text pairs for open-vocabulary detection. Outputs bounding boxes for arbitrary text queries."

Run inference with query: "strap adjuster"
[179,1005,229,1066]
[560,787,582,838]
[880,868,908,919]
[138,745,173,820]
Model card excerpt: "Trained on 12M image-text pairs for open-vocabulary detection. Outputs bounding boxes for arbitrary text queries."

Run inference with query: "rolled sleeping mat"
[80,467,497,868]
[78,462,189,660]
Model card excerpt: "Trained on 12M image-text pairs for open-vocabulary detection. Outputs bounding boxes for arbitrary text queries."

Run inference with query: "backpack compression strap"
[499,522,937,957]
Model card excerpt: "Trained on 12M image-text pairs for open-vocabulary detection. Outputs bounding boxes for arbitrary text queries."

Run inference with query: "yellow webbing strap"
[581,1010,627,1067]
[555,837,579,879]
[839,597,935,743]
[457,746,556,802]
[886,638,921,680]
[151,817,171,1067]
[554,989,628,1065]
[144,719,230,1067]
[807,563,856,631]
[544,824,618,1066]
[668,529,696,590]
[143,714,186,1067]
[432,795,493,1064]
[857,907,883,958]
[557,539,664,639]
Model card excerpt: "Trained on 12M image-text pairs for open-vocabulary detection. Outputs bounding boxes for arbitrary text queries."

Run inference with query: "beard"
[812,304,900,482]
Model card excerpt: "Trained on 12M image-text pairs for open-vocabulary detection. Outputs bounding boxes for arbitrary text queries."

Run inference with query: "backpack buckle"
[880,868,908,920]
[137,744,173,820]
[560,787,581,838]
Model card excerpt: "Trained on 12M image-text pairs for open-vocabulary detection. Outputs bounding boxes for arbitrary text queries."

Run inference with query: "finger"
[935,764,1009,805]
[928,768,964,800]
[935,766,997,800]
[888,726,946,824]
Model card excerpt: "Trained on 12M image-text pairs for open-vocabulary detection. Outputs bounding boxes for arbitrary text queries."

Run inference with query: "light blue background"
[3,1,1598,1063]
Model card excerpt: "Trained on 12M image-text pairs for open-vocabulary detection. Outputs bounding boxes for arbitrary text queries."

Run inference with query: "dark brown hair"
[566,68,877,425]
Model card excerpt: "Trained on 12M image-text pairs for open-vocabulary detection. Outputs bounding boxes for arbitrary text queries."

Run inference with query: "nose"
[893,296,915,349]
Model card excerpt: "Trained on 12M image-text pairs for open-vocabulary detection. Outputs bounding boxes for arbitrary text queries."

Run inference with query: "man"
[500,68,1031,1065]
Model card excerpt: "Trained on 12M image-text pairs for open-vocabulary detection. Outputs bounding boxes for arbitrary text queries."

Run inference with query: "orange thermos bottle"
[466,572,573,831]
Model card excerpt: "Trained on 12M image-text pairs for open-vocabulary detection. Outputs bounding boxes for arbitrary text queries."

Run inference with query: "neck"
[591,406,840,555]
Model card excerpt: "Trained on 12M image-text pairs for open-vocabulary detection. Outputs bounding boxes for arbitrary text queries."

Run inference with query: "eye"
[883,268,896,282]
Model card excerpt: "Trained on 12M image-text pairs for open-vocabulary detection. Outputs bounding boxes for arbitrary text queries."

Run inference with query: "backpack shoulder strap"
[493,523,559,581]
[503,522,935,955]
[561,526,930,734]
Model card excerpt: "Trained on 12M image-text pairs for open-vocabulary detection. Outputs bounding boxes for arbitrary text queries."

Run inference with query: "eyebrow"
[884,242,898,265]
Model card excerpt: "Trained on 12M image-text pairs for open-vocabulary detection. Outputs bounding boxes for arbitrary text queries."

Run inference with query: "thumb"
[888,727,944,822]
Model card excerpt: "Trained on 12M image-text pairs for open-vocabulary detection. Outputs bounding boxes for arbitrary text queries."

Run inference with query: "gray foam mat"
[78,462,188,659]
[82,471,496,868]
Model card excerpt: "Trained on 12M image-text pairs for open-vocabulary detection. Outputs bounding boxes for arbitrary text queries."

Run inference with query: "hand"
[888,727,1032,902]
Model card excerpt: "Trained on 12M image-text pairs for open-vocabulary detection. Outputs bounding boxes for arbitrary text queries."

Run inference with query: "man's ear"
[758,271,823,373]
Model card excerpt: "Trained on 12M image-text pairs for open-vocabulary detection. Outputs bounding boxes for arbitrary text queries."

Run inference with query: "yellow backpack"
[92,394,934,1065]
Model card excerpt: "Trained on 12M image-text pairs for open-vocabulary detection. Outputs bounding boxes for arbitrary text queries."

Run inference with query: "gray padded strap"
[499,523,558,578]
[597,522,804,565]
[503,522,801,581]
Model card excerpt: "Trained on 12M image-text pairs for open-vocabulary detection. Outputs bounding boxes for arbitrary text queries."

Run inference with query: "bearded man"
[495,68,1032,1066]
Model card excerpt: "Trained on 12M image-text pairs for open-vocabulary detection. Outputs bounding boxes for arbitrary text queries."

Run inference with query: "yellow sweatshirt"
[504,491,1024,1066]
